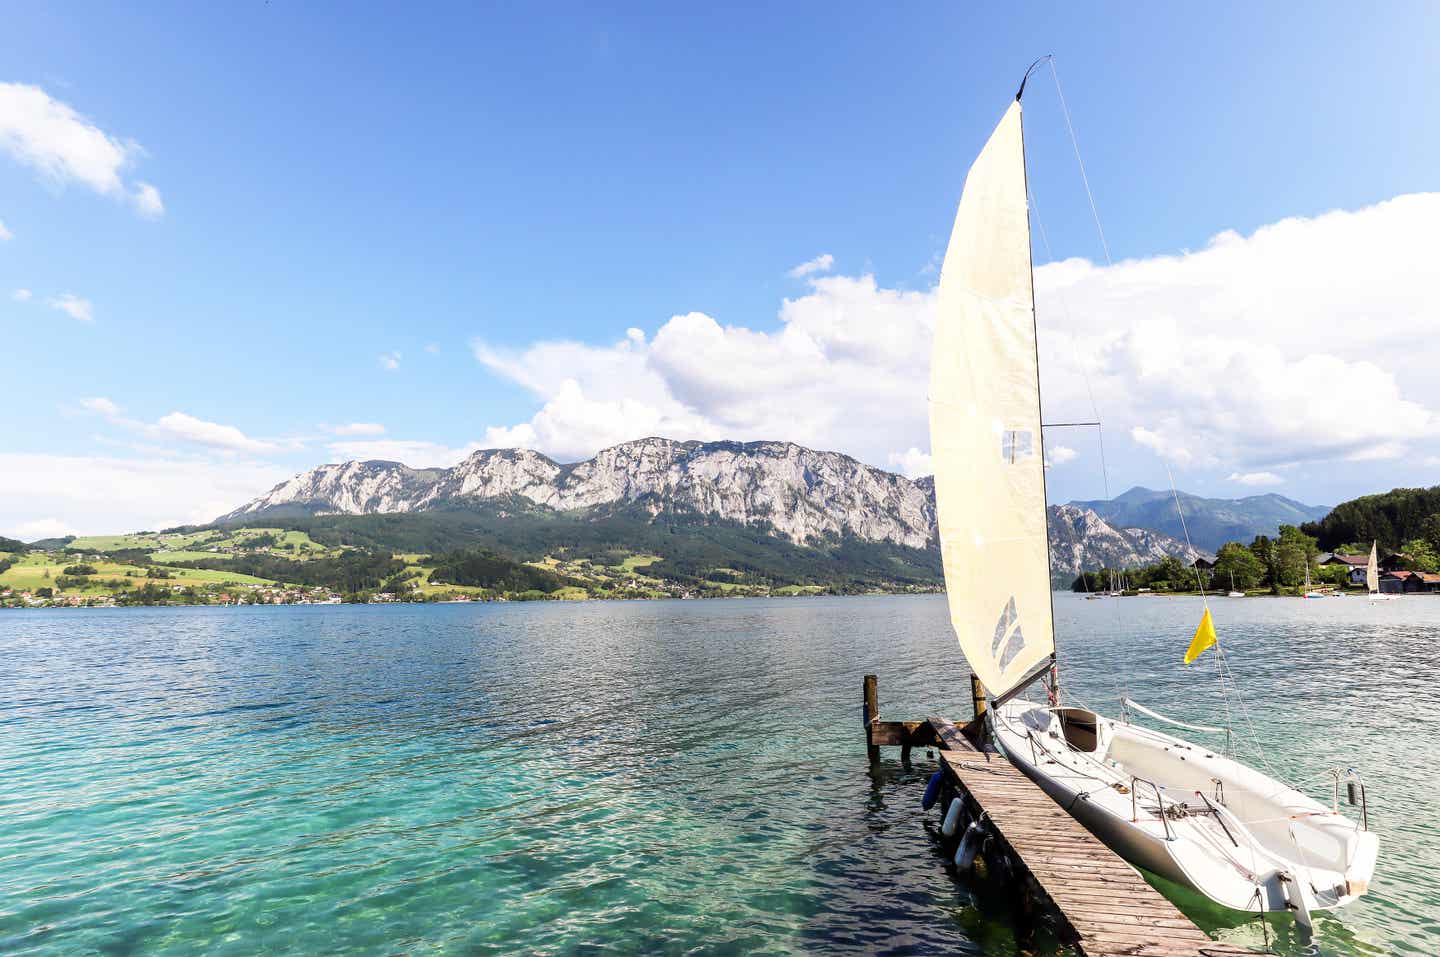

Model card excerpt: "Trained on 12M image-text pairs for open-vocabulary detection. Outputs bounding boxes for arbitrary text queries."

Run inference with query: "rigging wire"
[1044,57,1282,778]
[1029,60,1126,708]
[1048,59,1113,268]
[1028,183,1124,712]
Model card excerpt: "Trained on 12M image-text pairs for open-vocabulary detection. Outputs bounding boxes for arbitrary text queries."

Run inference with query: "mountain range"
[219,438,1234,589]
[222,438,936,549]
[1066,486,1331,553]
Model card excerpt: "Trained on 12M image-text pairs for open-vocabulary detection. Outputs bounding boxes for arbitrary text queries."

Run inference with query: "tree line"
[1072,525,1335,594]
[1074,486,1440,596]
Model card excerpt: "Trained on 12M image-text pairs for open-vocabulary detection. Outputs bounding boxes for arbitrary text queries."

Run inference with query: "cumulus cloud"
[132,182,163,219]
[787,253,834,278]
[468,194,1439,487]
[12,288,31,301]
[80,396,122,417]
[1046,445,1079,468]
[474,274,932,465]
[0,82,163,216]
[1035,194,1439,471]
[154,412,279,454]
[0,218,11,240]
[0,453,289,537]
[379,351,401,371]
[888,447,932,479]
[1228,471,1284,487]
[48,293,93,321]
[329,422,386,436]
[326,439,481,469]
[77,399,282,455]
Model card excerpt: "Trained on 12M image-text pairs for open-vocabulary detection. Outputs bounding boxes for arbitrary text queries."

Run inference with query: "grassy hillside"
[4,501,942,609]
[204,500,944,591]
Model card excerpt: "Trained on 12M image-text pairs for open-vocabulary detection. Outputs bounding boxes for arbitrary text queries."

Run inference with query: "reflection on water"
[0,594,1433,955]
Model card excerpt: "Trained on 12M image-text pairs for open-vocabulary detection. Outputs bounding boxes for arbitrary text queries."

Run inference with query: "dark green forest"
[1301,486,1440,552]
[168,551,406,593]
[428,549,579,593]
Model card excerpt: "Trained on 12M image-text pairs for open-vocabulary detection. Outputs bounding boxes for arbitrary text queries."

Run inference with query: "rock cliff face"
[221,438,1207,573]
[220,438,938,549]
[1046,503,1210,587]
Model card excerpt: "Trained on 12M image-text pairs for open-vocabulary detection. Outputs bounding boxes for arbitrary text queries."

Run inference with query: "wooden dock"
[864,676,1258,956]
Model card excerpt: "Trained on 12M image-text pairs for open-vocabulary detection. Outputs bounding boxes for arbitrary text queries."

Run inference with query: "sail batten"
[929,99,1055,699]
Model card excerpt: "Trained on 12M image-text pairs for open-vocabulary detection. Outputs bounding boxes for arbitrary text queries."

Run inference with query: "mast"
[1015,64,1061,701]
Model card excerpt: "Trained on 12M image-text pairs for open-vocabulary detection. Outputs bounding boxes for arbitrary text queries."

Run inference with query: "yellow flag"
[1184,608,1217,664]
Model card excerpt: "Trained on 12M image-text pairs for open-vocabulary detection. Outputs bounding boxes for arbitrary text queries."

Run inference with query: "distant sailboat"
[1303,563,1325,599]
[1227,571,1244,598]
[1367,541,1398,602]
[928,61,1378,922]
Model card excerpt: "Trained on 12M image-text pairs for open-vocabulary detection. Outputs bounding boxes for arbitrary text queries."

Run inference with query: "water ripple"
[0,596,1433,955]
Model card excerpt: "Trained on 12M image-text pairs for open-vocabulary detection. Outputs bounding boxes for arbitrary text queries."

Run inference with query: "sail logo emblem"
[1001,429,1033,464]
[991,597,1025,671]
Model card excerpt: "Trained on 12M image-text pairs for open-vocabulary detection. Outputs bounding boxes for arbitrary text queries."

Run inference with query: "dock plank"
[935,745,1255,957]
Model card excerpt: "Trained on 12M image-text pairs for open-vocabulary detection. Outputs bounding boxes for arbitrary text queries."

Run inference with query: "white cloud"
[12,288,31,301]
[154,412,278,454]
[379,351,401,371]
[0,453,289,537]
[0,218,11,240]
[0,82,163,216]
[1228,471,1284,487]
[888,447,932,478]
[133,182,163,219]
[1035,194,1440,471]
[424,342,440,354]
[787,253,834,278]
[81,396,122,417]
[1046,445,1079,468]
[48,293,93,321]
[326,439,481,469]
[481,422,538,449]
[469,194,1440,487]
[77,400,290,457]
[475,274,932,466]
[9,517,79,541]
[1111,320,1428,469]
[329,422,386,436]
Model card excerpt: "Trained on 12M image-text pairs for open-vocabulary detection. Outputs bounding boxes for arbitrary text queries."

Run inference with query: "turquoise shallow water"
[0,594,1434,955]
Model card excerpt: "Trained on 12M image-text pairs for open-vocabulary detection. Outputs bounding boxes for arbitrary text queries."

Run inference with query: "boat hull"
[991,700,1378,917]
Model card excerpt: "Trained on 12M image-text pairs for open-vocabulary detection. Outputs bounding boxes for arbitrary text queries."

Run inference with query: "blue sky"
[3,3,1439,536]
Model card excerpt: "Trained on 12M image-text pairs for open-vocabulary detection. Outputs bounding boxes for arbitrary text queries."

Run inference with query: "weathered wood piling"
[864,674,1256,957]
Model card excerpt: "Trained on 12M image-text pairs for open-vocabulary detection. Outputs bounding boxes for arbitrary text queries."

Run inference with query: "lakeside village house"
[1316,551,1440,593]
[1187,552,1440,593]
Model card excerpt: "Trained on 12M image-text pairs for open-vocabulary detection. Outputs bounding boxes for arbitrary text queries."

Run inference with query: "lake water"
[0,594,1434,956]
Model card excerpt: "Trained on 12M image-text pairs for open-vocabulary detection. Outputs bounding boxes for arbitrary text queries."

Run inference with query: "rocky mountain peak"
[220,438,938,549]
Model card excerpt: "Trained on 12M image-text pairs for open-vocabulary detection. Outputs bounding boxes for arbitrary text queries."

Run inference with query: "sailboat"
[1302,564,1326,599]
[928,62,1378,923]
[1366,541,1398,602]
[1227,571,1244,599]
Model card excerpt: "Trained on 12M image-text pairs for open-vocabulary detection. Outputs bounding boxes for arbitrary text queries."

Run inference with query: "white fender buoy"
[954,821,983,870]
[941,797,963,838]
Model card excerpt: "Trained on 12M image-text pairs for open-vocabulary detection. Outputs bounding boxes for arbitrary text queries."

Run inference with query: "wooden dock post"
[863,674,880,766]
[969,673,987,721]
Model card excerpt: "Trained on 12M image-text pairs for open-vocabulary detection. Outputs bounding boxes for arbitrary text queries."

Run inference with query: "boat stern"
[1343,829,1380,900]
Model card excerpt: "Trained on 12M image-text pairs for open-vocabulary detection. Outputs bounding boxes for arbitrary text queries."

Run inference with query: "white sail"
[929,99,1054,699]
[1367,541,1379,593]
